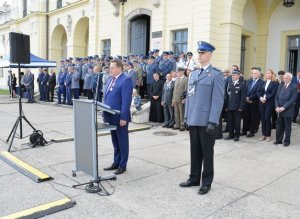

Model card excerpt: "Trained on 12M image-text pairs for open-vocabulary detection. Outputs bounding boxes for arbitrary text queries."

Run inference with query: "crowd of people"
[6,49,300,146]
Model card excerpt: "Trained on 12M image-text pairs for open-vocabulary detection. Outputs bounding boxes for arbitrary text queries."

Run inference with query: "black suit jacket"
[246,78,264,102]
[48,73,56,87]
[275,83,298,117]
[257,80,278,105]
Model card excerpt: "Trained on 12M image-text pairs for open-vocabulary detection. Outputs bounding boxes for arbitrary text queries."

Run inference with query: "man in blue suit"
[103,59,133,175]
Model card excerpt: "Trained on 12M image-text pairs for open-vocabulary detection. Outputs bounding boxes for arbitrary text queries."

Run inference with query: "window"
[57,0,62,9]
[172,29,188,54]
[23,0,27,17]
[0,68,3,78]
[287,36,300,76]
[102,39,111,57]
[240,35,247,74]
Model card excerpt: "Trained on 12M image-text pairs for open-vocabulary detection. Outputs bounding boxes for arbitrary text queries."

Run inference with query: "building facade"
[0,0,300,88]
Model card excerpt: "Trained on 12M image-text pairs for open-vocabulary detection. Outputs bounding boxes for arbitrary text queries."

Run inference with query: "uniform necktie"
[106,77,116,94]
[198,68,204,77]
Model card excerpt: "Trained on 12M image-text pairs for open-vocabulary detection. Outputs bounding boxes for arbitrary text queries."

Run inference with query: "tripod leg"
[72,181,94,188]
[6,117,20,143]
[8,118,20,152]
[22,116,37,131]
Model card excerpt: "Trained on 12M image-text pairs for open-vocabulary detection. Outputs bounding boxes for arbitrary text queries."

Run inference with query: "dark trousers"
[276,115,292,144]
[42,84,49,101]
[242,102,260,133]
[49,85,55,101]
[38,84,43,100]
[97,91,103,102]
[25,86,34,102]
[189,126,215,187]
[293,95,300,121]
[66,86,72,104]
[72,88,80,100]
[272,110,277,129]
[110,124,129,168]
[163,103,174,126]
[86,89,94,100]
[57,85,66,104]
[79,79,84,95]
[227,110,242,137]
[259,103,274,136]
[8,85,11,96]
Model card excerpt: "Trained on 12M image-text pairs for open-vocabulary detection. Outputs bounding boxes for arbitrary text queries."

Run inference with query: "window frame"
[171,29,188,54]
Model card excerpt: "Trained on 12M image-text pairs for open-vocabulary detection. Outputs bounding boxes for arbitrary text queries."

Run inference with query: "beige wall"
[1,0,300,89]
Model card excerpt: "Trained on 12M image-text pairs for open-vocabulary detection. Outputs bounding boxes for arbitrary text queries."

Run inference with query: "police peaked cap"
[197,41,215,52]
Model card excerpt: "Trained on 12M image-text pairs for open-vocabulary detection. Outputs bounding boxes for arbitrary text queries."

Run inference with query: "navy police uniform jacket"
[158,59,173,79]
[225,80,246,111]
[146,63,159,85]
[58,72,67,85]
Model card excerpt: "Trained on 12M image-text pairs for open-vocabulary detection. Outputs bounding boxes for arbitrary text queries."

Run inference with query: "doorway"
[130,15,150,55]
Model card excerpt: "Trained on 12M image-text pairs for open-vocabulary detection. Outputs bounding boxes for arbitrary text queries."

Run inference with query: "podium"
[72,99,120,192]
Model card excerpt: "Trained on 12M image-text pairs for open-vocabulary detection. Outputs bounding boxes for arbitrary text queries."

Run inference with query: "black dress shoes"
[234,136,239,141]
[240,132,247,136]
[224,135,234,140]
[198,186,211,195]
[284,142,290,147]
[273,141,282,145]
[114,167,126,175]
[247,133,255,137]
[162,124,168,128]
[179,179,200,187]
[103,164,118,171]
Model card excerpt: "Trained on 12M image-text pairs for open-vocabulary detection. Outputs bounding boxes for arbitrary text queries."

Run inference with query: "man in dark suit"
[242,67,264,137]
[161,73,175,128]
[47,69,56,102]
[180,41,224,195]
[103,59,133,175]
[274,72,298,147]
[293,70,300,123]
[224,69,246,141]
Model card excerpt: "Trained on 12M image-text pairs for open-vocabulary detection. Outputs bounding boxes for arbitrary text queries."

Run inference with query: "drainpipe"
[46,0,49,59]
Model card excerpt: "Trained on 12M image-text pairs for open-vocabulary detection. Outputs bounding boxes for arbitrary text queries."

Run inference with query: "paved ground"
[1,98,300,218]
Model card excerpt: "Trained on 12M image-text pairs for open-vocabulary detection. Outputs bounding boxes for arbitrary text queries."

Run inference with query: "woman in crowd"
[258,69,279,141]
[149,72,164,123]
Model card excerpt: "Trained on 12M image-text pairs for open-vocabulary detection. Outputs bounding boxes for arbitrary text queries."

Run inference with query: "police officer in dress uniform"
[179,41,224,195]
[158,51,173,80]
[57,67,67,104]
[224,69,246,141]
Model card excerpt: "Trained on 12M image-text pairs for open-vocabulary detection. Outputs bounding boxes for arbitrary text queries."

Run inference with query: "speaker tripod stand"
[6,63,37,152]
